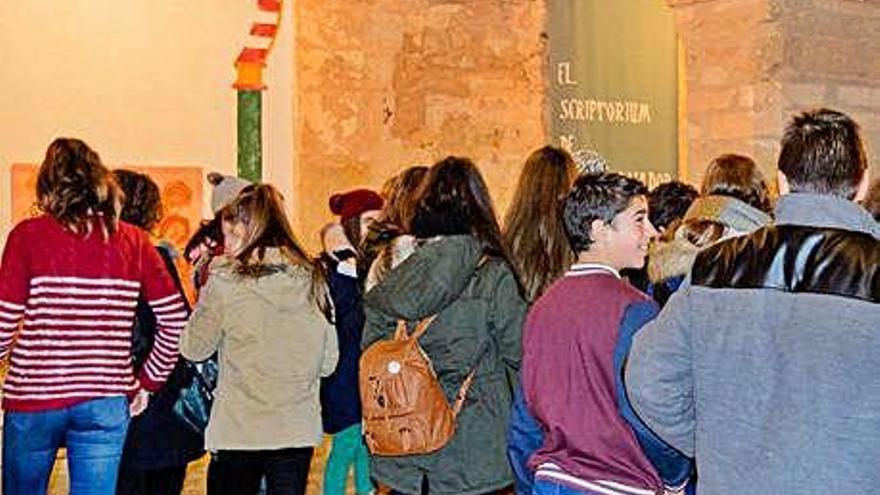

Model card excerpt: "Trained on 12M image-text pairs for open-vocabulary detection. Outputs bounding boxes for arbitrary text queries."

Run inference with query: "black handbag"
[172,357,218,434]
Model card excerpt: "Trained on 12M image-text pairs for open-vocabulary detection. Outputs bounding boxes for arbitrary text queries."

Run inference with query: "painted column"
[233,0,283,182]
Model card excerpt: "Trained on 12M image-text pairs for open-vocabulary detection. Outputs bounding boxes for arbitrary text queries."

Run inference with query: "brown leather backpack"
[359,316,478,456]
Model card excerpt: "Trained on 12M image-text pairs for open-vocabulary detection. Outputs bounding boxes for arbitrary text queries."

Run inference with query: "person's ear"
[777,171,790,195]
[590,218,610,246]
[853,171,870,202]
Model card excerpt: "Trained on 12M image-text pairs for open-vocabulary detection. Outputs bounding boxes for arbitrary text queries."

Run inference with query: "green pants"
[323,423,374,495]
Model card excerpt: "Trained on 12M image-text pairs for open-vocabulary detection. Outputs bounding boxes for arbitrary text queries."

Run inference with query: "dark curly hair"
[563,173,648,252]
[36,138,121,238]
[113,169,163,231]
[648,180,699,231]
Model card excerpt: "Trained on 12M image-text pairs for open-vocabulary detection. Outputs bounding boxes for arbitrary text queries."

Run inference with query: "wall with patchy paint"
[292,0,549,247]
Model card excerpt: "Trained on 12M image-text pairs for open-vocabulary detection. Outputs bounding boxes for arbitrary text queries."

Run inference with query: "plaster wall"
[0,1,295,244]
[293,0,548,248]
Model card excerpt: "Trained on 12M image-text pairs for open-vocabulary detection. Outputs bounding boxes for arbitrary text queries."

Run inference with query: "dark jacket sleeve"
[489,262,527,387]
[321,255,366,433]
[325,257,363,331]
[616,300,693,488]
[507,381,544,495]
[132,246,192,373]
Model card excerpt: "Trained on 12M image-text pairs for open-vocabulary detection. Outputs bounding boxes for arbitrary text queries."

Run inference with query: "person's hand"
[187,237,219,265]
[321,222,354,254]
[129,388,150,416]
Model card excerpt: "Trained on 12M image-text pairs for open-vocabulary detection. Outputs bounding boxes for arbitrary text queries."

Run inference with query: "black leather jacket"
[693,225,879,303]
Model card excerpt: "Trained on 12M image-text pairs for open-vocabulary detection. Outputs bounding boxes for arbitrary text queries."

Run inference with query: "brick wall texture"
[668,0,880,187]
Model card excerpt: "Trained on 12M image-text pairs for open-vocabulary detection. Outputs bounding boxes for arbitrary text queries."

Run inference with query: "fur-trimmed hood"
[647,237,701,283]
[648,195,772,282]
[684,195,772,236]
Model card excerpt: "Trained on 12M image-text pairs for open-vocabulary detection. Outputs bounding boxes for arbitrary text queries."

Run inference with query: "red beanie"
[329,189,384,222]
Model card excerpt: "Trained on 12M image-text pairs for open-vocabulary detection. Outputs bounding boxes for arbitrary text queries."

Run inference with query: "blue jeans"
[3,396,130,495]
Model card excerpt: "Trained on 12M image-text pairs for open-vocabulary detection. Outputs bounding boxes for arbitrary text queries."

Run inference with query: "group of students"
[0,106,877,495]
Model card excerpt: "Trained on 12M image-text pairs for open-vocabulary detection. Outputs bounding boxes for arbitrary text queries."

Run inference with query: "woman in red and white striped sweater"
[0,138,188,495]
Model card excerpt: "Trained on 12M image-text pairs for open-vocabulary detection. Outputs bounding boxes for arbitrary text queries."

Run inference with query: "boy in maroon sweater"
[522,173,678,495]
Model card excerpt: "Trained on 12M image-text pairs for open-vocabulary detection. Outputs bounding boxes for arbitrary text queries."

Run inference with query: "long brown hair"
[503,146,576,302]
[411,157,505,253]
[410,156,524,293]
[380,165,429,232]
[220,184,329,315]
[36,138,122,238]
[702,154,772,213]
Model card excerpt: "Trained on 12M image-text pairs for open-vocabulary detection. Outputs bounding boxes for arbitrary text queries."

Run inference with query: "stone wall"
[293,0,547,248]
[670,0,786,184]
[779,0,880,180]
[293,0,879,245]
[669,0,880,188]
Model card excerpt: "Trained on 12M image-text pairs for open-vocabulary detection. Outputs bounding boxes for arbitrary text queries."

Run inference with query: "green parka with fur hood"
[362,235,527,495]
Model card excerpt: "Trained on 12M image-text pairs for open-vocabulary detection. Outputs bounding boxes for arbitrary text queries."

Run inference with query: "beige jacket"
[180,251,338,451]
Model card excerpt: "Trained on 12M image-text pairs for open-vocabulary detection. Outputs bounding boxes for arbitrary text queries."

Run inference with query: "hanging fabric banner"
[547,0,679,186]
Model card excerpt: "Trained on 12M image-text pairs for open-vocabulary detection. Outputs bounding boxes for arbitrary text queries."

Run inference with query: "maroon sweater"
[522,264,661,495]
[0,216,188,412]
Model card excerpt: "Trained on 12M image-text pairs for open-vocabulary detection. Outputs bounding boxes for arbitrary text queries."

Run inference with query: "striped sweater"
[0,215,188,412]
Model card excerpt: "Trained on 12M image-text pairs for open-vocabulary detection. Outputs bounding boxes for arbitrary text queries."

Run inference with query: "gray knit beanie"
[207,172,253,214]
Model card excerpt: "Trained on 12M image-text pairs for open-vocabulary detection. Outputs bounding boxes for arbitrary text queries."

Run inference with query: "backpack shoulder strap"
[400,253,494,414]
[394,314,437,341]
[450,335,493,418]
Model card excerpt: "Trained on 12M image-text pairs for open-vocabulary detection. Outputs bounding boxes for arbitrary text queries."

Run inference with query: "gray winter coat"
[626,194,880,495]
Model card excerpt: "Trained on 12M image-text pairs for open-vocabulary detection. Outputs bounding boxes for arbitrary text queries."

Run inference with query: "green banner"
[548,0,679,187]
